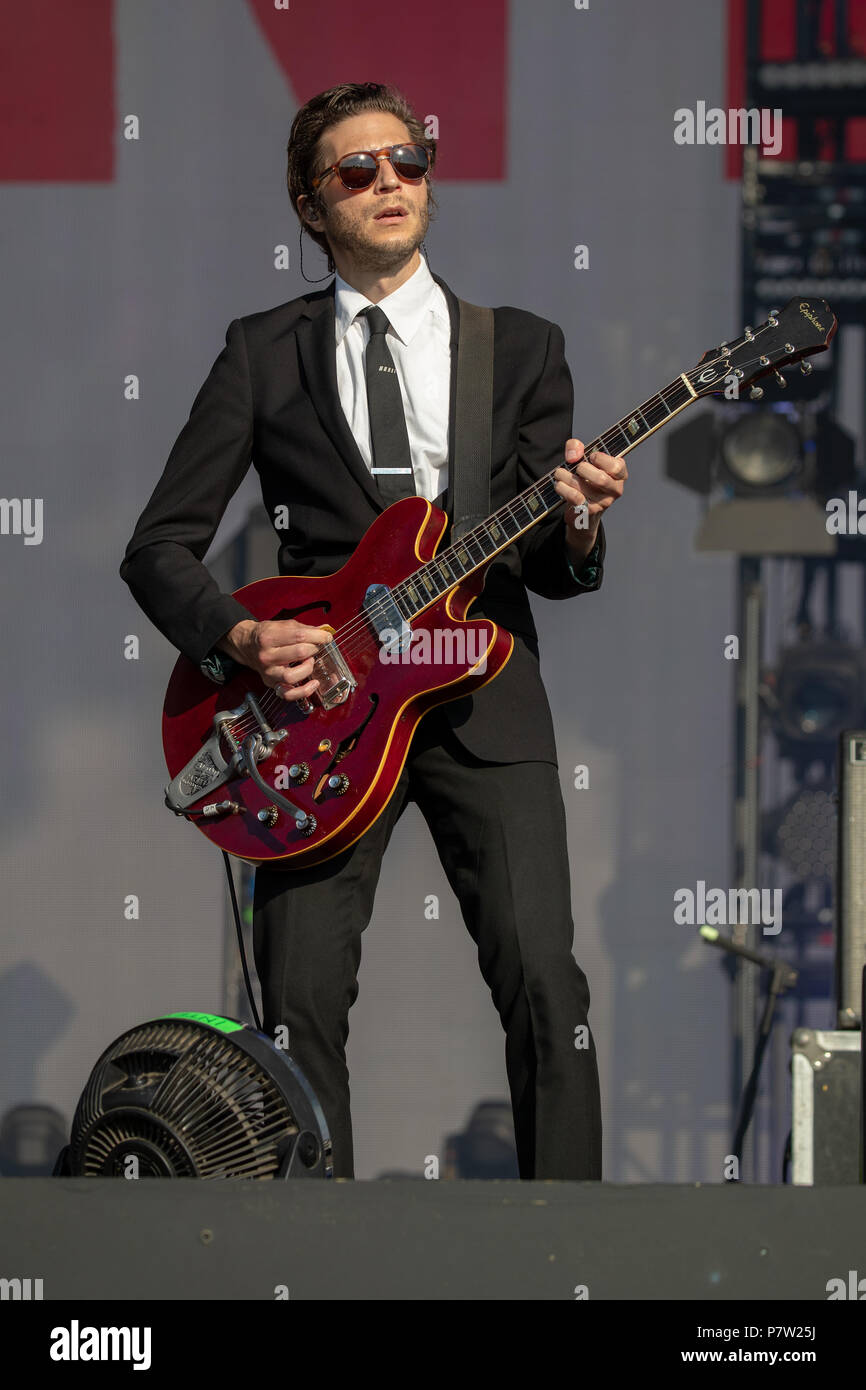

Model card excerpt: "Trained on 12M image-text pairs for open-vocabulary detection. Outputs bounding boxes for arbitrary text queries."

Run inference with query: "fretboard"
[391,373,696,620]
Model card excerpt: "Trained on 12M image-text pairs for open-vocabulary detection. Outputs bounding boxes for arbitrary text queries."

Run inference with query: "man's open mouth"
[374,207,408,219]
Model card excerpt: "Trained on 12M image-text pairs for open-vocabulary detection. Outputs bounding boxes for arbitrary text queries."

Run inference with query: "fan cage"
[70,1018,325,1179]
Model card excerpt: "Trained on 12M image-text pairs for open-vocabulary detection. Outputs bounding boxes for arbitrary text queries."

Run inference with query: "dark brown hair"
[286,82,437,271]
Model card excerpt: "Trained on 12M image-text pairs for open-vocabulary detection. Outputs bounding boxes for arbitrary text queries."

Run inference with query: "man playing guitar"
[121,82,628,1180]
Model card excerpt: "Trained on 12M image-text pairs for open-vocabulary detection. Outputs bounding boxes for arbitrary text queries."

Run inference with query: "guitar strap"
[451,299,494,543]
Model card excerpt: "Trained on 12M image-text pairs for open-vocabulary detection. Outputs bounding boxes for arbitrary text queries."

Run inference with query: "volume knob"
[327,774,350,796]
[288,762,310,784]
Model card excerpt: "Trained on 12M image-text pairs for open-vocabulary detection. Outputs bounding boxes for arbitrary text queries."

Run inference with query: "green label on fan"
[166,1011,244,1033]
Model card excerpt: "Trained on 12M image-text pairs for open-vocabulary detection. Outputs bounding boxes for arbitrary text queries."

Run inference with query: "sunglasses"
[310,143,430,192]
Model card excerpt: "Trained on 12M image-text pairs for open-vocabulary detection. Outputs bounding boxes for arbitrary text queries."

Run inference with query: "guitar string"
[299,332,784,659]
[230,335,790,741]
[258,365,723,682]
[297,348,768,639]
[220,331,794,739]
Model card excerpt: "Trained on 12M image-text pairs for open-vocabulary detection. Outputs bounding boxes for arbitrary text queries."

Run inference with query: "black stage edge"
[2,1179,865,1301]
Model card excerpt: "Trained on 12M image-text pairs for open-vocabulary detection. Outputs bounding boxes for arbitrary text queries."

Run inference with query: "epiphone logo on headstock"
[799,301,825,331]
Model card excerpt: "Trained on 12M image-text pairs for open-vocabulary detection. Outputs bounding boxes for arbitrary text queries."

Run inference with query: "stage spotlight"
[444,1101,518,1179]
[761,783,836,880]
[771,642,866,748]
[718,411,804,496]
[663,406,855,556]
[0,1104,68,1176]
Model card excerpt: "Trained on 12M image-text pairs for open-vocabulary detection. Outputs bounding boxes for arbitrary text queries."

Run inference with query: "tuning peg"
[800,361,813,376]
[749,385,764,401]
[774,371,786,388]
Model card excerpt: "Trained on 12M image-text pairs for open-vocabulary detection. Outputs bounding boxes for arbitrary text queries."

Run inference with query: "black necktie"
[360,304,417,504]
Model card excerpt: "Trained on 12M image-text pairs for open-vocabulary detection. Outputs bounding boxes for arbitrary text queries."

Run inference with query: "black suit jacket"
[120,273,605,765]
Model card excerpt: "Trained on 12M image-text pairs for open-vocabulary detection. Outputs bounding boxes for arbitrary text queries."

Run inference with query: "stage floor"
[2,1178,863,1300]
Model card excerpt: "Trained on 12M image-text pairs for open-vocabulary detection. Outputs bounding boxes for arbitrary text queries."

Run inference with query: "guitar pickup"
[364,583,412,656]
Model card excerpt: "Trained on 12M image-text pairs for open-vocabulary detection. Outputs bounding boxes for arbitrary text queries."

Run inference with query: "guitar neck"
[392,372,698,619]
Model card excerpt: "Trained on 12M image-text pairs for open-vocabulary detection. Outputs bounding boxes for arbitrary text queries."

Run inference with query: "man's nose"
[373,153,400,190]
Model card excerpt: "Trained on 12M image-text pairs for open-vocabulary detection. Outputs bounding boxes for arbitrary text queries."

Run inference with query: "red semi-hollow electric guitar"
[162,298,837,869]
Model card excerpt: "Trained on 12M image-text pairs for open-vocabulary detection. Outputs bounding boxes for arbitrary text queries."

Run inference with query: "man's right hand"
[217,618,331,701]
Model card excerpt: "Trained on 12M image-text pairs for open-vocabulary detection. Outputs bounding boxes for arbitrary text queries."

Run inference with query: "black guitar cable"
[221,850,263,1033]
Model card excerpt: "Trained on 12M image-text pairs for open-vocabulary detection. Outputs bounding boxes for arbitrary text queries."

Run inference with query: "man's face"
[301,113,430,274]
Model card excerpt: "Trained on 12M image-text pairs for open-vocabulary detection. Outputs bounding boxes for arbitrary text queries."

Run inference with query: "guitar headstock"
[686,299,838,400]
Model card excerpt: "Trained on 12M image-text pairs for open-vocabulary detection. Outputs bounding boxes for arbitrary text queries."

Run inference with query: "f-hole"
[312,694,379,801]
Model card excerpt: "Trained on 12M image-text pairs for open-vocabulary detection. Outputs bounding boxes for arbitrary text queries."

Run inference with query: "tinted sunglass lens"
[391,145,429,179]
[338,154,378,188]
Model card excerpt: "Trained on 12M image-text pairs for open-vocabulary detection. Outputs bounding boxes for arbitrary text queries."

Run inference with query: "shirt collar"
[334,258,443,347]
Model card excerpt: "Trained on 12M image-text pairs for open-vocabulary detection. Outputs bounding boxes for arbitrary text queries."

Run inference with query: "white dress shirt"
[334,258,451,502]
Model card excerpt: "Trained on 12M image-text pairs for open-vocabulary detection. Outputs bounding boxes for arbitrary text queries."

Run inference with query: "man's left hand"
[553,438,628,564]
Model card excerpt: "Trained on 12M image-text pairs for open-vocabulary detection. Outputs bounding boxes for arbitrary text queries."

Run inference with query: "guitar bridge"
[310,639,356,710]
[164,689,288,814]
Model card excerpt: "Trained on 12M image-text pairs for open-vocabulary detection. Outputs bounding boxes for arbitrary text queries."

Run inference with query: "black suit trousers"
[252,706,602,1181]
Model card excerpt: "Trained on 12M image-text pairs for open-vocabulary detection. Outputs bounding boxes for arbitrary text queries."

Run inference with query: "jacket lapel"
[295,284,385,515]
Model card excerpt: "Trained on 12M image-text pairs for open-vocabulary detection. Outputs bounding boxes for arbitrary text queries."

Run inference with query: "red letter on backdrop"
[0,0,505,182]
[0,0,114,180]
[246,0,507,181]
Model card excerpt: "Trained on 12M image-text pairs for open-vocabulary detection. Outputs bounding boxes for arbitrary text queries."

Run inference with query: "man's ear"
[298,193,320,224]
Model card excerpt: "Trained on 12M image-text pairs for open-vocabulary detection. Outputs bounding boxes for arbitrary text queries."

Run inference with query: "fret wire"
[341,360,749,649]
[602,428,631,455]
[395,374,693,612]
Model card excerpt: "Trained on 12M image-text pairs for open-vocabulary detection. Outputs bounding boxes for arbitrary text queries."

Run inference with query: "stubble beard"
[325,200,430,274]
